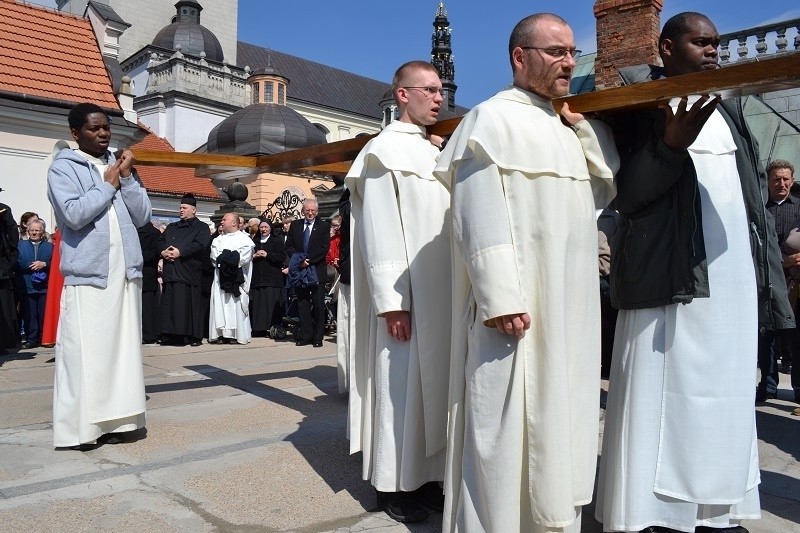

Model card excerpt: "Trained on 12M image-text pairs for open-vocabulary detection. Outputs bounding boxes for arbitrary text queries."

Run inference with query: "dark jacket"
[609,64,793,332]
[287,252,319,288]
[16,239,54,294]
[284,217,330,284]
[159,216,212,286]
[137,222,161,293]
[0,203,18,280]
[338,189,351,285]
[251,234,285,288]
[216,249,244,296]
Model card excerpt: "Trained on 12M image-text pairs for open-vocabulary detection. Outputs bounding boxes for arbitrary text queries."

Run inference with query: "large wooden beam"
[130,149,258,170]
[132,53,800,176]
[553,52,800,113]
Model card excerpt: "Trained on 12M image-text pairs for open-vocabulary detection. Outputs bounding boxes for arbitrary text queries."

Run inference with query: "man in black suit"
[285,199,330,347]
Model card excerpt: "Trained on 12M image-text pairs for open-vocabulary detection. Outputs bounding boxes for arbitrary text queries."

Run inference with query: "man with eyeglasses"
[596,12,791,533]
[434,13,618,532]
[345,60,452,523]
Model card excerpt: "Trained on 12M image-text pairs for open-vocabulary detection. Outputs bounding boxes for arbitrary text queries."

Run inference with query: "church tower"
[431,2,457,110]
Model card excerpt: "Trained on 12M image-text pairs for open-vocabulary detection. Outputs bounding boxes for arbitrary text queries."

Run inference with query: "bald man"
[208,212,254,345]
[434,14,618,532]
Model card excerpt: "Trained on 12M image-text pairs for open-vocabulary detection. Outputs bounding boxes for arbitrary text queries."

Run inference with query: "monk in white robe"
[209,212,255,345]
[595,13,791,533]
[345,61,451,523]
[48,103,151,449]
[434,14,618,532]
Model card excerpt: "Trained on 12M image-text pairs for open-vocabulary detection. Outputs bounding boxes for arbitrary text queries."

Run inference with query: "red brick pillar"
[594,0,663,89]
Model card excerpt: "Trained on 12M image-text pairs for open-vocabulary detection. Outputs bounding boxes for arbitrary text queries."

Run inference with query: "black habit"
[250,233,286,333]
[0,202,19,349]
[158,216,211,341]
[137,222,162,343]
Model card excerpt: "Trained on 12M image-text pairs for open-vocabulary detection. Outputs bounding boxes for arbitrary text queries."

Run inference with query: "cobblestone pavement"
[0,337,797,532]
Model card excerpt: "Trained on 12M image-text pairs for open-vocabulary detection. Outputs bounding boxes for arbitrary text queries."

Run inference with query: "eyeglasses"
[519,46,581,61]
[403,86,444,98]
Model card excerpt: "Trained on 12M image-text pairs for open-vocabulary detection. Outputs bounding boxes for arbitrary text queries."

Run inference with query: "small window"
[252,82,260,104]
[278,84,285,105]
[265,82,274,103]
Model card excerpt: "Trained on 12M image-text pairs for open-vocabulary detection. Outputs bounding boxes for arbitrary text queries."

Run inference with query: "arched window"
[265,82,274,103]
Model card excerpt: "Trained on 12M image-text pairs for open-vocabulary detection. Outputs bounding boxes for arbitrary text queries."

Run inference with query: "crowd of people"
[0,8,796,533]
[0,196,343,353]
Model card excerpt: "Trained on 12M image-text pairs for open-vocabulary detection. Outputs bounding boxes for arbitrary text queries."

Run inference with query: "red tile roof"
[133,133,223,201]
[0,0,119,109]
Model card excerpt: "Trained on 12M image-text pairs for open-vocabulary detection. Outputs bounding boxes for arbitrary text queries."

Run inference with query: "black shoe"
[98,433,124,445]
[67,443,95,452]
[376,490,429,523]
[695,526,748,533]
[755,388,777,403]
[312,341,323,348]
[413,481,444,512]
[20,341,39,350]
[639,527,682,533]
[296,340,311,346]
[190,339,202,347]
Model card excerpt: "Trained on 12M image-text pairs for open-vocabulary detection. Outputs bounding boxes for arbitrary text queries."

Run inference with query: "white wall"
[138,99,229,152]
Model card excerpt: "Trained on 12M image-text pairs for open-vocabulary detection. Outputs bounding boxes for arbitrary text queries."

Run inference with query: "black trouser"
[22,292,46,345]
[296,284,324,343]
[759,327,800,397]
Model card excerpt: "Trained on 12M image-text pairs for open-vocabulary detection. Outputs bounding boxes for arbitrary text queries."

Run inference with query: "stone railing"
[146,46,250,107]
[720,18,800,63]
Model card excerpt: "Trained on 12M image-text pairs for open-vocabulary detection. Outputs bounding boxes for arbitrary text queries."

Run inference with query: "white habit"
[53,154,146,447]
[433,87,618,532]
[209,231,254,344]
[345,119,451,491]
[336,283,352,394]
[596,107,761,532]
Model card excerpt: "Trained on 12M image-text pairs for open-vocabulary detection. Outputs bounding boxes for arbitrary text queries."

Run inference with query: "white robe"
[53,155,146,446]
[433,87,618,532]
[596,107,761,532]
[336,284,352,394]
[209,231,254,345]
[345,120,451,491]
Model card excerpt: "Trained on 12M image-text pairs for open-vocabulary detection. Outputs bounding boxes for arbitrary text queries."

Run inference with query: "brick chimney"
[594,0,663,89]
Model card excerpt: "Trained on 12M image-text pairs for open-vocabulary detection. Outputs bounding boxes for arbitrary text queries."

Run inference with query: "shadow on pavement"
[756,409,800,462]
[148,363,375,513]
[0,351,36,367]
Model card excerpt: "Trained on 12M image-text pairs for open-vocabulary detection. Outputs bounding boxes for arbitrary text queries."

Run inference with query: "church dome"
[206,103,328,156]
[152,1,223,62]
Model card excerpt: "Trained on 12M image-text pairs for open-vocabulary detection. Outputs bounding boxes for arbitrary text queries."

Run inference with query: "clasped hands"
[161,246,181,262]
[103,149,135,190]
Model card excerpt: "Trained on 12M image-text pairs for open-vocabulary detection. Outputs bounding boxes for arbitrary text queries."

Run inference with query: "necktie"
[303,221,312,252]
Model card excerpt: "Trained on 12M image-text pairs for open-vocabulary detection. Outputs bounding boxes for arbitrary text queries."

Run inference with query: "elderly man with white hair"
[284,199,330,347]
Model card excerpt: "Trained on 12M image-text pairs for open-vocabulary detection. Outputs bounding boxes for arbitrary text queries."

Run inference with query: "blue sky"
[32,0,800,108]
